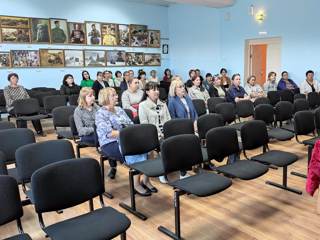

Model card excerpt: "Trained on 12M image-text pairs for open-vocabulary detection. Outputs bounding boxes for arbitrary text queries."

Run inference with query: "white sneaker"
[159,175,168,184]
[180,173,190,180]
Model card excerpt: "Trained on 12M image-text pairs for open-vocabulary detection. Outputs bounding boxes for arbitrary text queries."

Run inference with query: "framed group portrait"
[0,16,30,28]
[1,28,31,43]
[85,22,101,45]
[11,50,40,68]
[64,49,84,67]
[0,52,11,68]
[126,52,144,66]
[148,30,160,48]
[40,49,65,67]
[31,18,50,43]
[144,53,161,66]
[129,24,148,47]
[68,22,86,44]
[49,18,68,44]
[106,50,126,67]
[118,24,129,47]
[84,50,106,67]
[101,23,119,46]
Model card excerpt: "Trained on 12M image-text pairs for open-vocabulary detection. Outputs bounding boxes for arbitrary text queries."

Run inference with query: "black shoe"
[108,168,117,179]
[141,182,158,193]
[37,131,46,137]
[203,162,216,171]
[134,187,152,197]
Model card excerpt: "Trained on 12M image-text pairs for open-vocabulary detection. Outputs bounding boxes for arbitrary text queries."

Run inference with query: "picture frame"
[106,50,126,67]
[85,22,101,45]
[68,22,86,44]
[126,52,144,66]
[162,44,169,54]
[31,18,50,43]
[39,49,65,68]
[0,16,30,28]
[49,18,69,44]
[84,50,106,67]
[144,53,161,66]
[118,24,130,47]
[0,52,11,68]
[148,30,160,48]
[64,49,84,67]
[101,23,119,46]
[1,28,31,43]
[11,50,40,68]
[129,24,148,47]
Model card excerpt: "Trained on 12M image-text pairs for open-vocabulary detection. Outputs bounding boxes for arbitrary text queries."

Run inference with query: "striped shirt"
[3,85,29,112]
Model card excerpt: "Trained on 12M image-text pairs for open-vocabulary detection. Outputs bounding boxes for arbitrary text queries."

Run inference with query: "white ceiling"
[130,0,236,8]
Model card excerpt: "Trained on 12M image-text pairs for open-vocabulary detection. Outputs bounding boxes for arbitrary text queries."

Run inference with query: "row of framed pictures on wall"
[0,50,161,68]
[0,15,161,48]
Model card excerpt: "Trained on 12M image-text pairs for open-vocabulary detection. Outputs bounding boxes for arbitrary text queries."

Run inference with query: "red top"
[306,140,320,196]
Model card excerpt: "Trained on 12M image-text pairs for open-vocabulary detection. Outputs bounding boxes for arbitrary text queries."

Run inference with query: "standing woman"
[92,71,109,99]
[60,74,81,96]
[121,78,144,118]
[73,87,99,145]
[80,70,94,88]
[220,68,231,89]
[264,71,278,94]
[4,73,44,135]
[188,76,210,103]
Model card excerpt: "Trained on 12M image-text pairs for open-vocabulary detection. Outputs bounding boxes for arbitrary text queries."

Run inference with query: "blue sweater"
[168,95,198,121]
[277,78,299,91]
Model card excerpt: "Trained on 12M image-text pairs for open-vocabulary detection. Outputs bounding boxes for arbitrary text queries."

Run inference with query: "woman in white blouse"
[300,70,320,94]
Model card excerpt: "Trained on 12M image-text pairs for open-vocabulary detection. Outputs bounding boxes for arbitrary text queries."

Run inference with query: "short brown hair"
[246,75,256,84]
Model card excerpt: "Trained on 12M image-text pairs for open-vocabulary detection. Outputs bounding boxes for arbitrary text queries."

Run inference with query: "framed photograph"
[0,16,30,28]
[31,18,50,43]
[49,18,68,44]
[101,23,119,46]
[162,44,169,54]
[148,30,160,48]
[85,22,101,45]
[40,49,65,68]
[84,50,106,67]
[118,24,129,47]
[126,52,144,66]
[64,50,84,67]
[0,52,11,68]
[106,50,126,67]
[1,28,30,43]
[11,50,40,68]
[68,22,86,44]
[129,24,148,47]
[144,53,161,66]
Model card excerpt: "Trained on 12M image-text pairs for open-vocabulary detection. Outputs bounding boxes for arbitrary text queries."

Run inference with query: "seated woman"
[110,71,122,88]
[220,68,231,89]
[73,87,99,145]
[80,70,94,88]
[120,71,130,93]
[300,70,320,94]
[4,73,44,135]
[60,74,81,96]
[185,69,196,89]
[188,76,210,103]
[264,71,277,94]
[138,70,147,90]
[277,71,299,93]
[202,73,213,92]
[92,71,109,99]
[210,75,227,98]
[148,70,159,83]
[121,78,144,118]
[95,88,151,195]
[245,75,264,101]
[227,74,250,103]
[160,68,172,93]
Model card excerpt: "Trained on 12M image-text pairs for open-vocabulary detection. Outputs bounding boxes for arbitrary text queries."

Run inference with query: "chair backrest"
[52,106,76,128]
[31,87,56,92]
[293,110,315,135]
[13,98,40,115]
[0,175,23,226]
[307,92,320,109]
[159,87,168,101]
[315,107,320,133]
[0,128,35,163]
[293,98,309,113]
[31,158,104,213]
[236,100,254,118]
[163,118,194,139]
[253,97,270,107]
[119,124,159,156]
[43,95,67,113]
[69,115,79,138]
[275,101,294,122]
[280,89,294,103]
[206,126,240,162]
[267,91,280,106]
[0,92,6,107]
[207,97,226,113]
[215,102,236,124]
[16,140,75,183]
[241,120,269,150]
[294,93,306,100]
[254,104,275,125]
[197,113,225,140]
[161,134,203,174]
[68,94,79,106]
[192,99,207,117]
[0,151,8,175]
[0,121,15,130]
[123,109,134,122]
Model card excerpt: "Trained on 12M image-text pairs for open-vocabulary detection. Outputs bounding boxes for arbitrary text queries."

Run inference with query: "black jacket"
[60,84,81,96]
[209,85,227,98]
[92,80,109,99]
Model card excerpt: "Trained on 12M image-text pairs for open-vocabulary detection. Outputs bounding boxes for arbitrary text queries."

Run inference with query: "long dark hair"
[81,70,91,80]
[142,81,160,101]
[63,74,74,86]
[164,68,171,77]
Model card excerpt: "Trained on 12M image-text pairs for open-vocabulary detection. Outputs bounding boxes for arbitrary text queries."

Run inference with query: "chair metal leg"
[120,232,127,240]
[266,166,302,195]
[76,145,81,158]
[119,169,147,220]
[158,190,184,240]
[100,156,114,199]
[291,145,312,179]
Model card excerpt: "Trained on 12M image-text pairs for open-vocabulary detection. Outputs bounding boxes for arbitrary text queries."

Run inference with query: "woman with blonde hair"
[73,87,99,145]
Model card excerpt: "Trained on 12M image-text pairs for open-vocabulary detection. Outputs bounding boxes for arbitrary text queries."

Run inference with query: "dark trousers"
[9,110,43,133]
[80,134,96,145]
[101,141,124,168]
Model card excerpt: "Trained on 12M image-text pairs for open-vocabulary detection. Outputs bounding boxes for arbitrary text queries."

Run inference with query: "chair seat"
[280,123,295,133]
[170,172,232,197]
[302,137,320,146]
[251,150,298,167]
[4,233,32,240]
[45,207,130,240]
[216,160,269,180]
[56,129,73,139]
[268,127,294,141]
[130,157,165,177]
[16,114,48,121]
